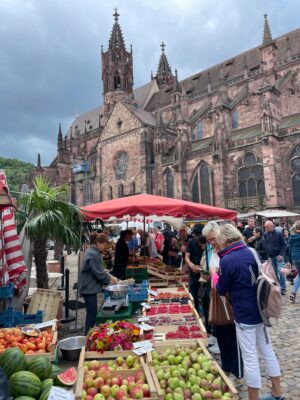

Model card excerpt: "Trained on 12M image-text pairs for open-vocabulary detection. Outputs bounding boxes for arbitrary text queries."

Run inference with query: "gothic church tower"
[101,9,134,114]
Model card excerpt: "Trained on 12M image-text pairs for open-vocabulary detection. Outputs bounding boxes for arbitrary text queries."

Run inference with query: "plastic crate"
[0,282,14,300]
[0,307,14,327]
[128,281,148,302]
[13,310,43,326]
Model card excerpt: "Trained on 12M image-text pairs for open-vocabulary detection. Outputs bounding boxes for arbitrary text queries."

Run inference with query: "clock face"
[114,151,129,179]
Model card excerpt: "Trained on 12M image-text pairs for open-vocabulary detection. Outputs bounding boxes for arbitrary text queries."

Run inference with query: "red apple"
[84,377,94,388]
[98,367,110,381]
[130,387,143,399]
[121,379,128,386]
[87,370,97,379]
[127,376,135,383]
[128,381,136,391]
[94,377,105,389]
[115,389,127,400]
[134,372,145,383]
[90,360,101,371]
[87,387,98,397]
[86,395,93,400]
[140,383,150,397]
[111,377,121,386]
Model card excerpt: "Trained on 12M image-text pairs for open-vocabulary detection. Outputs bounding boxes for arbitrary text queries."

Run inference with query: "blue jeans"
[82,294,98,335]
[292,260,300,294]
[270,256,286,291]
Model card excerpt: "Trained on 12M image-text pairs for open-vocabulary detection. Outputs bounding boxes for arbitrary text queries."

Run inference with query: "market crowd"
[78,217,300,400]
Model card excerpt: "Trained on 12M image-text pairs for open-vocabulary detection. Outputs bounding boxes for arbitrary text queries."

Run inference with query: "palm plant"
[18,176,83,288]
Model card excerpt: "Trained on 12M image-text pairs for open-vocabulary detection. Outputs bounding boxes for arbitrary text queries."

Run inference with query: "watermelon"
[0,347,26,377]
[49,364,61,379]
[14,397,36,400]
[56,367,77,386]
[39,385,52,400]
[9,371,42,398]
[41,378,53,391]
[26,356,52,380]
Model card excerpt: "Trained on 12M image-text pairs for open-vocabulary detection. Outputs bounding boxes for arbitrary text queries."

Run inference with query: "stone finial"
[37,153,41,168]
[262,14,273,45]
[58,122,63,143]
[113,7,119,22]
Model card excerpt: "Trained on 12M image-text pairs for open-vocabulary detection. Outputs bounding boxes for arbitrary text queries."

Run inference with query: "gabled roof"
[145,26,300,112]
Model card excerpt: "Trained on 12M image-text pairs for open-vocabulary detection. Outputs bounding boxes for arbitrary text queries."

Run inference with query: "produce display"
[81,360,151,399]
[0,347,76,399]
[144,326,204,341]
[0,327,54,355]
[156,292,190,300]
[152,345,234,400]
[147,316,199,326]
[146,304,191,316]
[86,322,140,351]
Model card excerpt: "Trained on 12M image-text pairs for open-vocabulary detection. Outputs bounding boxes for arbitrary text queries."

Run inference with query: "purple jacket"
[217,241,262,325]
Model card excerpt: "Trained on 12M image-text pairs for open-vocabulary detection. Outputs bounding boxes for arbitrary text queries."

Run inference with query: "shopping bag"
[208,287,234,325]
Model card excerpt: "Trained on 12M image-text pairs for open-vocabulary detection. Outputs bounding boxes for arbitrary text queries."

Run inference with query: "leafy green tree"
[0,157,35,196]
[17,176,83,288]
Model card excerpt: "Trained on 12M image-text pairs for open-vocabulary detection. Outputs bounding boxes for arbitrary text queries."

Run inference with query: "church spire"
[108,8,126,51]
[37,153,41,168]
[57,123,63,144]
[262,14,272,45]
[101,9,134,113]
[155,42,175,88]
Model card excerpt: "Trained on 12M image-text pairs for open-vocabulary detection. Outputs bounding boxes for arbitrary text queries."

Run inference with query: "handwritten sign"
[48,387,75,400]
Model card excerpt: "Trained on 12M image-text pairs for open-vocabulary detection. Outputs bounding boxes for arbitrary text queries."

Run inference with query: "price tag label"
[133,340,152,349]
[48,387,75,400]
[138,316,150,322]
[139,323,154,331]
[148,289,158,297]
[141,302,151,310]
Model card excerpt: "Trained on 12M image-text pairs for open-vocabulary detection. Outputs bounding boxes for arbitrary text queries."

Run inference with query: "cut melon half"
[56,367,77,386]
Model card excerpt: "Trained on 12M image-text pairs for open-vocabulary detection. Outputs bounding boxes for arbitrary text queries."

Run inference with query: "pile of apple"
[152,345,233,400]
[97,355,141,371]
[82,359,151,400]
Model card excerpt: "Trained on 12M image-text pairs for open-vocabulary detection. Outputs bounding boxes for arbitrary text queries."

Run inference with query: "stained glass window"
[290,144,300,205]
[237,152,265,198]
[166,170,174,198]
[232,110,238,129]
[191,163,212,205]
[191,122,204,141]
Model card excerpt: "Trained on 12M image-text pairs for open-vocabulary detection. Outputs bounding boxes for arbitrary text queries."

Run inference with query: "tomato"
[25,350,35,354]
[20,344,28,353]
[27,342,37,351]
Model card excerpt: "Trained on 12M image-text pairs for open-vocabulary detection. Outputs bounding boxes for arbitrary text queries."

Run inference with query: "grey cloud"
[0,0,299,164]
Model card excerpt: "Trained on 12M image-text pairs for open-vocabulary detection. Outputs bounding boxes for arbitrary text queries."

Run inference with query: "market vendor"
[112,229,133,280]
[79,232,118,334]
[185,224,206,313]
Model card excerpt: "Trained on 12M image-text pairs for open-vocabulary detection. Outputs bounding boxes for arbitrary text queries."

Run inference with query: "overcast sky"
[0,0,299,166]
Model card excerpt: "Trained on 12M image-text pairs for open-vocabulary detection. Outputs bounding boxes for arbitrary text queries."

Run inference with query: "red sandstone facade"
[35,12,300,213]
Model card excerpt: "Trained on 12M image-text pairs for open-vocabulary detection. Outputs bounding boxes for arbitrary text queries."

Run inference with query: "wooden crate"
[149,341,238,400]
[27,289,62,322]
[146,339,211,366]
[75,347,158,400]
[24,323,58,361]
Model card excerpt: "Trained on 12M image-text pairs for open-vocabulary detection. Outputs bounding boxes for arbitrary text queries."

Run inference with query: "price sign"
[148,289,158,297]
[48,387,75,400]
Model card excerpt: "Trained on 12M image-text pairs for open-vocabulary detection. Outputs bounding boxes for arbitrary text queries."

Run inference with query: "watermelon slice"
[56,367,77,386]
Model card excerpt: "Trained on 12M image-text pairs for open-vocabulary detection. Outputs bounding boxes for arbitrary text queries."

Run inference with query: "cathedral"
[35,11,300,213]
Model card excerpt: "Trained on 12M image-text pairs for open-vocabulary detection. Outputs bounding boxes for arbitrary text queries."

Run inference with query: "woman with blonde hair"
[216,224,283,400]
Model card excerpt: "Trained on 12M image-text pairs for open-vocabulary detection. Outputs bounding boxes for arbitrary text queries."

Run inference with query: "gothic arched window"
[166,169,174,198]
[191,163,212,205]
[232,110,239,129]
[83,180,93,205]
[131,181,136,194]
[290,144,300,206]
[237,152,265,198]
[114,74,121,90]
[191,121,204,141]
[118,184,124,198]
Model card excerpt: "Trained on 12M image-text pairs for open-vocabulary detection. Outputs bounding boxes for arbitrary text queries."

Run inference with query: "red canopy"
[81,193,237,221]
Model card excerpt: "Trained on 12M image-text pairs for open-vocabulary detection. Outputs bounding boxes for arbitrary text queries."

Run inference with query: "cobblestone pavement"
[44,252,300,400]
